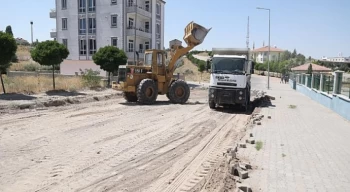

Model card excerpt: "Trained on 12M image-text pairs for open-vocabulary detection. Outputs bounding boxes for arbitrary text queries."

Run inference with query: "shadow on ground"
[212,95,276,115]
[0,93,37,101]
[45,90,87,96]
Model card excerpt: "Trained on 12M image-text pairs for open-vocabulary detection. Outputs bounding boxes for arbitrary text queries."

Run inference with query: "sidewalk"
[239,75,350,192]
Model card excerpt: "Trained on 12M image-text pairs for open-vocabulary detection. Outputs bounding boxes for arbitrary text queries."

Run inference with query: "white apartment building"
[251,46,284,63]
[50,0,165,76]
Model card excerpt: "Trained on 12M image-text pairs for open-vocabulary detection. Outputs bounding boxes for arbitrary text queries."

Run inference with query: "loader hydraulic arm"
[166,21,211,79]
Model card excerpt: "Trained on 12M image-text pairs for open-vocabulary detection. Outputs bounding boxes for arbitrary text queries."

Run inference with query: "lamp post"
[30,21,33,46]
[257,7,270,89]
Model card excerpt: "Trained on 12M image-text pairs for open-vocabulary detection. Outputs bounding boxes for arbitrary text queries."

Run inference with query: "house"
[291,63,332,73]
[50,0,166,76]
[251,45,284,63]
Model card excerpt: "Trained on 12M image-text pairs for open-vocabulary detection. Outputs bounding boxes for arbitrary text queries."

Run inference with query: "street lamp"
[257,7,270,89]
[30,21,33,46]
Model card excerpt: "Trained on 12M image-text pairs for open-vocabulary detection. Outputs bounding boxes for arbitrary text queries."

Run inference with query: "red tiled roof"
[251,46,284,52]
[291,63,332,72]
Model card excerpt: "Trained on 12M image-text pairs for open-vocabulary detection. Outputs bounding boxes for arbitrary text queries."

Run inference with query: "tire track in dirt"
[16,102,208,192]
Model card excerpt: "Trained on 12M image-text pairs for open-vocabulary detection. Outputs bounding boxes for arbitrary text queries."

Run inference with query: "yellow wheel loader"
[116,21,211,105]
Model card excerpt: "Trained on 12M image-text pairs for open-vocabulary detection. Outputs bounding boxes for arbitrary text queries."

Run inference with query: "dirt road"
[0,88,251,192]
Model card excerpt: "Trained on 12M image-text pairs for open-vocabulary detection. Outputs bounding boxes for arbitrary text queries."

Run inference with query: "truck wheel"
[168,79,190,104]
[123,92,138,102]
[209,100,216,109]
[137,79,158,105]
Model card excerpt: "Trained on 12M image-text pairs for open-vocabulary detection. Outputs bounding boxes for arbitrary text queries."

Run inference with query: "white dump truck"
[208,48,255,111]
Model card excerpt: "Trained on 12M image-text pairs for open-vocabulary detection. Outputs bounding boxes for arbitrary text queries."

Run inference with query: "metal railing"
[127,25,151,33]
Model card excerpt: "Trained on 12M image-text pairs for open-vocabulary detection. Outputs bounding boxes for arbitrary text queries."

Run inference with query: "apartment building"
[50,0,165,76]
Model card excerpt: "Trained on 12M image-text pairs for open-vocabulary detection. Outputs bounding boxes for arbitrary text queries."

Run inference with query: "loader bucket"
[183,21,211,46]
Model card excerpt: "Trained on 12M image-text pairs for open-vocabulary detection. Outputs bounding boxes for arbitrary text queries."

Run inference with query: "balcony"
[126,51,144,61]
[126,4,151,18]
[50,29,57,38]
[50,9,56,18]
[126,26,152,39]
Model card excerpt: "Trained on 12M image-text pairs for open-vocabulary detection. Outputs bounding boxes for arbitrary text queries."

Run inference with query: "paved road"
[238,75,350,191]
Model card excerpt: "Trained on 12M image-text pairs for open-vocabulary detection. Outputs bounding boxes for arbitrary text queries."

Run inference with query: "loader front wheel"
[168,80,190,104]
[137,79,158,105]
[123,92,138,102]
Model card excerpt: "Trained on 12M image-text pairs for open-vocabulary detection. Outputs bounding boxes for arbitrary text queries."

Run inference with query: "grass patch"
[288,104,297,109]
[0,75,84,94]
[255,141,263,151]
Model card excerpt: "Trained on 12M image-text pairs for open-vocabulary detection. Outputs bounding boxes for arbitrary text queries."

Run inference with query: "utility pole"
[246,16,249,49]
[30,21,33,46]
[257,7,271,89]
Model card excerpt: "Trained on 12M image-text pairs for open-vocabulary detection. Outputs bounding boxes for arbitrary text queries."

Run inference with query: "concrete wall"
[289,79,350,121]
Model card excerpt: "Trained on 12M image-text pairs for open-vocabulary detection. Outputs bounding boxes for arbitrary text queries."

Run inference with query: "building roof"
[291,63,332,72]
[251,46,284,53]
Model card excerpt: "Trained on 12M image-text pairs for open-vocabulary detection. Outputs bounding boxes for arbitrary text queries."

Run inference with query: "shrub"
[80,69,102,88]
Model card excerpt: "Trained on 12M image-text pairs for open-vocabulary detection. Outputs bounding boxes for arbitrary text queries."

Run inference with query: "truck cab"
[208,48,254,111]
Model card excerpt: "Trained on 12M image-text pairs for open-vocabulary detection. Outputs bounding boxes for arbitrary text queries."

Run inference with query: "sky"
[0,0,349,59]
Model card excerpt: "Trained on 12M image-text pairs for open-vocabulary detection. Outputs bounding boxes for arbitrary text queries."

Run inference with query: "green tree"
[5,25,13,37]
[0,31,17,94]
[307,63,313,74]
[281,50,292,61]
[30,40,69,90]
[92,46,127,87]
[198,62,205,82]
[292,49,297,58]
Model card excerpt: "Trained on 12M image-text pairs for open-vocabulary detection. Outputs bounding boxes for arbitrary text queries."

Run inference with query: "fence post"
[305,74,310,87]
[320,74,324,92]
[311,73,314,89]
[333,70,344,95]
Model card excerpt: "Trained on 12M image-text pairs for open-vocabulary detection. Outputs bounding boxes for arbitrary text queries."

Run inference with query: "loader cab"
[144,49,167,76]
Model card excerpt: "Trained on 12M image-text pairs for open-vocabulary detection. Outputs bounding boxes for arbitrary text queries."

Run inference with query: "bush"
[23,63,40,71]
[80,69,102,88]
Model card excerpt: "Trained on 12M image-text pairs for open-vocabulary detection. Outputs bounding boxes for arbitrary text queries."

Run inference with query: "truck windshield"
[212,57,245,74]
[144,53,152,65]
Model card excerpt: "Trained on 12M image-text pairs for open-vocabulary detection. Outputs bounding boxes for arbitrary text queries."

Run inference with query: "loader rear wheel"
[137,79,158,105]
[168,79,190,104]
[123,92,138,102]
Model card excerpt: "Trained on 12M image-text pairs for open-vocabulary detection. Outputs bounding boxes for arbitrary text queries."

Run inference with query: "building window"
[61,0,67,9]
[145,21,149,32]
[79,18,86,34]
[89,39,96,55]
[145,1,150,11]
[139,44,143,53]
[88,0,96,12]
[78,0,86,13]
[145,42,150,50]
[62,18,68,30]
[111,0,117,5]
[157,42,160,49]
[79,39,87,55]
[128,18,134,28]
[111,37,118,47]
[128,0,134,7]
[88,18,96,34]
[128,40,134,52]
[156,23,160,34]
[156,3,160,15]
[62,39,68,47]
[111,15,118,27]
